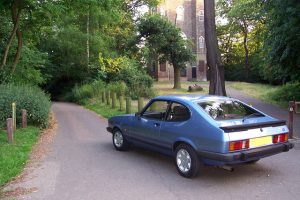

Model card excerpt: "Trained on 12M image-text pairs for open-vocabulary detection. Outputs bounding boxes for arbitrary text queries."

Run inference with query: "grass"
[154,81,209,96]
[227,82,287,108]
[0,126,40,187]
[84,98,139,119]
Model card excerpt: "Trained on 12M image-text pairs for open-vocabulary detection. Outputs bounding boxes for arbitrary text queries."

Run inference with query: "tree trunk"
[173,65,181,89]
[242,20,250,80]
[11,1,23,74]
[204,0,226,96]
[0,1,21,69]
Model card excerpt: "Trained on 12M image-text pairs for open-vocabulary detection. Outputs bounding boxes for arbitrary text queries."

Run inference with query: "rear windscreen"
[198,100,264,121]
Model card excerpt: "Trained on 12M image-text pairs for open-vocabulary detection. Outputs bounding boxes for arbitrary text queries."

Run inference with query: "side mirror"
[135,112,141,117]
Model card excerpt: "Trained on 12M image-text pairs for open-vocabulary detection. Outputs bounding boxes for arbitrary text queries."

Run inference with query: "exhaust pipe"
[218,165,234,172]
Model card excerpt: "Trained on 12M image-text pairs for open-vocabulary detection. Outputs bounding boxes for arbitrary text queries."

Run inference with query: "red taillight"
[229,140,249,151]
[273,133,288,143]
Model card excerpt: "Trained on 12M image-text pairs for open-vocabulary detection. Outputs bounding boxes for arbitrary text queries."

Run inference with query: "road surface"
[7,102,300,200]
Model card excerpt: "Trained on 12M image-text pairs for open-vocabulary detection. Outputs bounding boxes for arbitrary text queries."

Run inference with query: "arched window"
[199,36,205,49]
[160,6,166,16]
[176,6,184,21]
[199,10,204,21]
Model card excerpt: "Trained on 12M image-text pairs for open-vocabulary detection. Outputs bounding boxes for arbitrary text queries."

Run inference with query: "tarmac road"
[12,102,300,200]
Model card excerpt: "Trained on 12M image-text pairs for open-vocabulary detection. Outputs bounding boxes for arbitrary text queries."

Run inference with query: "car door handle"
[154,123,160,127]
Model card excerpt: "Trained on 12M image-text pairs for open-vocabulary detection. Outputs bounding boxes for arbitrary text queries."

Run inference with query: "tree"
[204,0,226,96]
[138,14,195,89]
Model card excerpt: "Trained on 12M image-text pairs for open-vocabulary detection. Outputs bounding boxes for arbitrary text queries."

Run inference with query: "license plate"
[250,136,273,148]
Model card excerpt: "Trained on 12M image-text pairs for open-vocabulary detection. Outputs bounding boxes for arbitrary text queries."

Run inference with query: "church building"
[150,0,207,81]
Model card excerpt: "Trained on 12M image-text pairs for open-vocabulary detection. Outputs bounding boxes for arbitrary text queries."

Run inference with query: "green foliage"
[263,0,300,83]
[72,80,105,104]
[269,82,300,102]
[0,84,51,128]
[107,81,127,96]
[110,59,154,99]
[0,126,40,187]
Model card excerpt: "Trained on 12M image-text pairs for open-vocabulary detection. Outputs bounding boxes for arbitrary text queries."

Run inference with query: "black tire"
[174,144,200,178]
[245,159,260,164]
[112,129,129,151]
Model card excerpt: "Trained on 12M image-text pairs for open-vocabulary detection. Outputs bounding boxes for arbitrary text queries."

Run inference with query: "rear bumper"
[198,142,294,165]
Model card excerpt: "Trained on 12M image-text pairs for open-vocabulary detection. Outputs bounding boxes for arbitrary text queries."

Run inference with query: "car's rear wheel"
[175,144,199,178]
[112,129,129,151]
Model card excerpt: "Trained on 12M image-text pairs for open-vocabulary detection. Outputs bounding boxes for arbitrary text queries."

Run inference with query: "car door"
[160,102,191,149]
[130,100,170,146]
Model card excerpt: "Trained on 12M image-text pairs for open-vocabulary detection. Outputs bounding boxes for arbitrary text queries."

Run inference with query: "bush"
[72,80,105,103]
[0,84,51,128]
[270,82,300,102]
[110,59,155,99]
[107,81,127,96]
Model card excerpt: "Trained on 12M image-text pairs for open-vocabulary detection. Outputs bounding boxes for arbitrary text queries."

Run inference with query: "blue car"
[106,95,294,178]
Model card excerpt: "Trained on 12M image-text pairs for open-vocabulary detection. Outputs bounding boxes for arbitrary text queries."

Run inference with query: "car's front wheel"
[112,129,129,151]
[175,144,200,178]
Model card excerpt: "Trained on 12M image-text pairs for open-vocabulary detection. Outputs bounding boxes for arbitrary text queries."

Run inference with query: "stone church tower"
[151,0,207,81]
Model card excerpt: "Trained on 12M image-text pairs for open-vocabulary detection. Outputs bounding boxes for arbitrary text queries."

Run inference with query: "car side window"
[166,102,190,122]
[142,101,169,121]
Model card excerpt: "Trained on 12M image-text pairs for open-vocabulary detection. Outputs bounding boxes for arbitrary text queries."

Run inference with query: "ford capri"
[106,95,293,178]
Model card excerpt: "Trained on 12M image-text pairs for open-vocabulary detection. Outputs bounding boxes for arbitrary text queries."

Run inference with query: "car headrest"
[173,106,188,115]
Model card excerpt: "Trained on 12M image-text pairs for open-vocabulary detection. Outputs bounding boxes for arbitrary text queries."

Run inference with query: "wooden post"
[7,118,13,144]
[21,109,27,128]
[119,96,124,111]
[138,97,144,112]
[102,91,106,103]
[12,102,16,130]
[106,91,110,105]
[112,92,116,109]
[288,101,295,139]
[126,97,132,114]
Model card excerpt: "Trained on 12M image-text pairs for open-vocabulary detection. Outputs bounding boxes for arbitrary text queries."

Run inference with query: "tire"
[112,129,129,151]
[175,144,200,178]
[245,159,260,164]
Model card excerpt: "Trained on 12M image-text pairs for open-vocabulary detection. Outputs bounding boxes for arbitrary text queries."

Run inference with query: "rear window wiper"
[242,112,264,122]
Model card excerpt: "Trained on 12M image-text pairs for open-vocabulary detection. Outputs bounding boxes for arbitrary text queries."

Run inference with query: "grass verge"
[154,81,209,96]
[84,98,139,119]
[227,82,286,108]
[0,126,40,187]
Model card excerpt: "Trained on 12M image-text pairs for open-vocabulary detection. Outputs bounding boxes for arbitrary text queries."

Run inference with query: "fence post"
[138,97,144,112]
[102,91,106,103]
[106,91,110,105]
[7,118,13,144]
[119,96,124,111]
[12,102,16,130]
[112,92,117,109]
[126,97,131,114]
[288,101,295,139]
[21,109,27,128]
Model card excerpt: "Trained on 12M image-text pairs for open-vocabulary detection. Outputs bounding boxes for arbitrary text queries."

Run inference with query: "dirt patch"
[0,112,58,199]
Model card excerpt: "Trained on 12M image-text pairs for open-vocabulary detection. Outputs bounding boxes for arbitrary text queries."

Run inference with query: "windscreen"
[198,100,264,121]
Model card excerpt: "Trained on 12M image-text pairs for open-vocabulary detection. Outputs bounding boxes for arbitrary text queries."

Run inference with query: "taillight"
[273,133,288,143]
[229,140,249,151]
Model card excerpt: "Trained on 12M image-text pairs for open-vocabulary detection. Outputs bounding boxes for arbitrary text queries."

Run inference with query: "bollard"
[7,118,13,144]
[102,91,106,103]
[119,96,124,111]
[112,92,117,109]
[126,97,132,114]
[21,109,27,128]
[106,91,110,105]
[12,102,16,130]
[288,101,295,139]
[138,97,144,112]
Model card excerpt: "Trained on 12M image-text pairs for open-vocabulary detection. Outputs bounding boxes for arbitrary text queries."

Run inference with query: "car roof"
[153,94,234,103]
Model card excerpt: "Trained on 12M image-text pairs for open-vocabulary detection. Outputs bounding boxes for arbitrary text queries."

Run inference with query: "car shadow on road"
[97,142,280,183]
